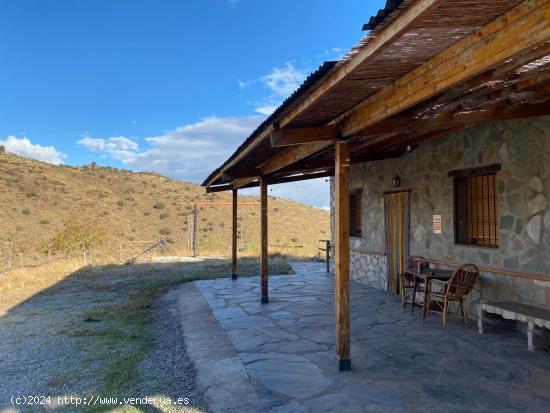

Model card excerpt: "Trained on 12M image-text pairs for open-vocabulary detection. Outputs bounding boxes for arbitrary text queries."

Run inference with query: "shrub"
[159,213,170,220]
[22,209,31,216]
[0,145,5,153]
[144,211,151,216]
[26,191,37,198]
[159,228,171,235]
[117,200,125,207]
[46,220,106,253]
[153,202,165,209]
[39,220,50,225]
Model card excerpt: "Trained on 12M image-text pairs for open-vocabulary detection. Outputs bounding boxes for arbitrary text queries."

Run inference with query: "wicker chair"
[399,256,428,313]
[424,264,479,325]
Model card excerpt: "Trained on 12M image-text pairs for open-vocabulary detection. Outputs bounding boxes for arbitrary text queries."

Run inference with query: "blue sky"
[0,0,385,208]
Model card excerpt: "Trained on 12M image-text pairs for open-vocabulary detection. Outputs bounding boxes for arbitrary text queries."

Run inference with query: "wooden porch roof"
[203,0,550,192]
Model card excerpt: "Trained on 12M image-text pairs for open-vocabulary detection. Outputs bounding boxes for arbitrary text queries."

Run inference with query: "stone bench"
[478,301,550,351]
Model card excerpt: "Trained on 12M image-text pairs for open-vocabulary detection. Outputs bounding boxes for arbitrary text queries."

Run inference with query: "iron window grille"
[451,165,500,248]
[349,192,362,237]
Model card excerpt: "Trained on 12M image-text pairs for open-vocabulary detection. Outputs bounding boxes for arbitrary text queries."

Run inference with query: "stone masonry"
[330,115,550,316]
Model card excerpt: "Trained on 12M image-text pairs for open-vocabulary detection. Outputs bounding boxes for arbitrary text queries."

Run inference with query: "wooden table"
[410,269,455,323]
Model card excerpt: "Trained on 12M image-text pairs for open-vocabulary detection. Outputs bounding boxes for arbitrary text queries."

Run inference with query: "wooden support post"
[334,140,351,371]
[232,189,238,279]
[260,177,269,304]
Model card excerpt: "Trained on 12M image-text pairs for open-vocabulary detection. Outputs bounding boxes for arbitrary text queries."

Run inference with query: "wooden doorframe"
[384,190,411,294]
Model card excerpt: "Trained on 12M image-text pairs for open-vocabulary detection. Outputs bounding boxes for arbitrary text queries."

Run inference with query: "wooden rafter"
[270,126,337,147]
[232,176,258,189]
[337,0,550,136]
[259,140,334,175]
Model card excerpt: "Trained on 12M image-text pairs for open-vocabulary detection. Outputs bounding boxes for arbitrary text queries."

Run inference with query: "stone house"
[205,0,550,368]
[330,116,550,316]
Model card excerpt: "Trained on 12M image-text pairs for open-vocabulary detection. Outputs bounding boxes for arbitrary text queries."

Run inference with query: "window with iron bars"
[349,191,362,237]
[452,166,500,248]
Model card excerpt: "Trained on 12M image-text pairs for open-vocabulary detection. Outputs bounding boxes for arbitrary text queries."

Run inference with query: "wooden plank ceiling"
[203,0,550,192]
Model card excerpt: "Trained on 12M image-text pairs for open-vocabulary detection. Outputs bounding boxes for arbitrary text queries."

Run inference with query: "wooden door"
[384,191,410,294]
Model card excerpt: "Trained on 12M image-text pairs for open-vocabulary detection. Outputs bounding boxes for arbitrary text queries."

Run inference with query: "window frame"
[449,164,501,249]
[349,190,363,238]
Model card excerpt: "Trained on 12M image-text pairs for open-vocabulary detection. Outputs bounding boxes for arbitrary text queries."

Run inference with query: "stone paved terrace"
[182,262,550,413]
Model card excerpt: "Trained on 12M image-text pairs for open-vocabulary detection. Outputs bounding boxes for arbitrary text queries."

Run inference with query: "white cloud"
[239,63,309,116]
[78,136,105,151]
[77,116,263,184]
[255,105,279,116]
[77,135,139,162]
[0,136,67,165]
[261,63,308,97]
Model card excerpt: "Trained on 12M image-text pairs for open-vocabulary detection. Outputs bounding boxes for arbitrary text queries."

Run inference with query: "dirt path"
[0,258,291,412]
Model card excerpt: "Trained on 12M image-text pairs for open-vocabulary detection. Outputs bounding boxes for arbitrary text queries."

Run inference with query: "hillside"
[0,152,329,263]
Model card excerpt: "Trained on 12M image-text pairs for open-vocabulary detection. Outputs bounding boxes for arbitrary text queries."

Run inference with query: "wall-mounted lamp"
[392,175,401,188]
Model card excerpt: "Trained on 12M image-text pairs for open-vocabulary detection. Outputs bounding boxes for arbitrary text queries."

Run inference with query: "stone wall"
[332,115,550,316]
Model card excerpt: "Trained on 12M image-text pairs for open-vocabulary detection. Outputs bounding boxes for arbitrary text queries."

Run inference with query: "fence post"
[19,253,24,268]
[83,250,87,266]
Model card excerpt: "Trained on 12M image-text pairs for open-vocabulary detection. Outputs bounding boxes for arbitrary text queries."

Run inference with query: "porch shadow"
[189,261,550,413]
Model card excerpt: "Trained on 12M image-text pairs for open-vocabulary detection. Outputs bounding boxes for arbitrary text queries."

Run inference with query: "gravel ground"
[0,266,208,413]
[133,290,209,413]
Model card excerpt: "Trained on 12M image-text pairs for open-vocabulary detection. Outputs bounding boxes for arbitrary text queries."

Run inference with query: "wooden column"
[231,189,238,279]
[260,177,269,304]
[334,140,351,371]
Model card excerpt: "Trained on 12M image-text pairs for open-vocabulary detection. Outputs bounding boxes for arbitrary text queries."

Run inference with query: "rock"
[528,194,548,215]
[500,215,514,231]
[503,256,520,270]
[498,142,509,163]
[506,194,522,214]
[529,177,543,192]
[515,219,524,235]
[526,215,543,244]
[544,212,550,230]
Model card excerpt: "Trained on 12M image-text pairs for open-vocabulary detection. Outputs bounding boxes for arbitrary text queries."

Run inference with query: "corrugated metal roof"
[362,0,406,31]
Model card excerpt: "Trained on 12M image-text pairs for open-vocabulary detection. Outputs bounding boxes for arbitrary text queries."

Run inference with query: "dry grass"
[0,152,329,261]
[1,255,293,412]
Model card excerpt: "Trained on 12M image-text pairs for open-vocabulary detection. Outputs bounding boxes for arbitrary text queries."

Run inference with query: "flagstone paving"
[189,261,550,412]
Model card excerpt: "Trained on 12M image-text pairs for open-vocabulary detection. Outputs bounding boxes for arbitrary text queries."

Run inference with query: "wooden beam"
[360,101,550,139]
[231,189,238,279]
[206,183,233,193]
[334,140,351,371]
[239,170,334,189]
[338,0,550,136]
[270,126,337,147]
[233,176,258,189]
[260,177,269,304]
[259,140,334,175]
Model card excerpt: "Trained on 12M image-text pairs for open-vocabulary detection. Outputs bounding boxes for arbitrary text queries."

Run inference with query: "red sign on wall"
[433,215,442,234]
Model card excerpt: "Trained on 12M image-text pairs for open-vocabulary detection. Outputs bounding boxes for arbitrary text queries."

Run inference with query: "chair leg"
[422,293,428,324]
[443,300,448,325]
[462,300,468,325]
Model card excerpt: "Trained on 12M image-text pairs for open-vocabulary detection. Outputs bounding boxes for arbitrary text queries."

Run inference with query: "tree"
[0,145,5,153]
